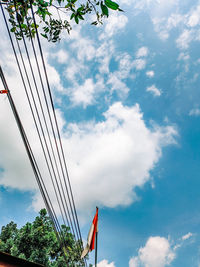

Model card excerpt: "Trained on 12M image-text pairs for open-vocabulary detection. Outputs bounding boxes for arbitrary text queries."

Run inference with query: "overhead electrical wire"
[0,66,67,263]
[12,0,75,237]
[0,4,69,258]
[30,4,83,245]
[0,2,86,265]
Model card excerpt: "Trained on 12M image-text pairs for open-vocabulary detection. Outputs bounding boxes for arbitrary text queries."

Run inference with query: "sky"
[0,0,200,266]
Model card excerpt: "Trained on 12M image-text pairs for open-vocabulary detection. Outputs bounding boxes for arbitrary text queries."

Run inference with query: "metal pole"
[95,207,98,267]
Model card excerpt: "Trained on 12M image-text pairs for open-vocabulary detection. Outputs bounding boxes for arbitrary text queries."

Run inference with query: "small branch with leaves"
[1,0,123,42]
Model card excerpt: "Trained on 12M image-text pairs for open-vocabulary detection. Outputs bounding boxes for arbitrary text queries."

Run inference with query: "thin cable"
[1,4,85,264]
[19,12,77,236]
[0,4,70,252]
[30,4,83,247]
[2,0,72,231]
[0,66,68,264]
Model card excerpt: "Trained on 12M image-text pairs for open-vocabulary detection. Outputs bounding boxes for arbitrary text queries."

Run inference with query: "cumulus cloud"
[176,29,194,50]
[146,71,155,78]
[49,49,69,64]
[133,59,146,70]
[136,47,149,58]
[95,260,116,267]
[0,80,177,218]
[100,13,128,39]
[129,236,176,267]
[187,4,200,27]
[115,53,134,79]
[146,85,161,96]
[0,9,176,221]
[107,74,130,98]
[68,78,96,108]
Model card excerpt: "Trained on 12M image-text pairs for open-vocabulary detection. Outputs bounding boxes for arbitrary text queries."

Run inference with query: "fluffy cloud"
[187,4,200,27]
[129,236,175,267]
[107,74,130,97]
[0,9,176,221]
[0,83,177,217]
[146,85,161,96]
[146,71,155,78]
[176,29,194,50]
[133,59,146,70]
[95,260,116,267]
[49,49,69,64]
[68,78,96,108]
[100,13,128,39]
[136,47,149,58]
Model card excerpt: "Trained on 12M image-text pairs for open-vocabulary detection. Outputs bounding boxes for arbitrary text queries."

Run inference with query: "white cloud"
[0,78,177,218]
[115,53,134,79]
[189,108,200,116]
[182,232,193,241]
[50,49,69,64]
[129,236,176,267]
[100,13,128,39]
[71,37,96,62]
[47,64,64,91]
[0,11,177,221]
[136,47,149,58]
[96,40,115,74]
[64,58,87,83]
[49,102,176,217]
[133,59,146,70]
[187,5,200,27]
[95,260,115,267]
[176,29,194,50]
[146,85,161,96]
[107,74,130,97]
[146,71,155,78]
[68,78,96,108]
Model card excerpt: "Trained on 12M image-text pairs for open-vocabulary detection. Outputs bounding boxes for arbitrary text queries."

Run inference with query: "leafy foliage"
[2,0,123,42]
[0,209,88,266]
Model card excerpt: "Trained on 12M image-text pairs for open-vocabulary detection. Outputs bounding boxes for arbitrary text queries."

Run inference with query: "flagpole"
[95,231,98,267]
[95,207,98,267]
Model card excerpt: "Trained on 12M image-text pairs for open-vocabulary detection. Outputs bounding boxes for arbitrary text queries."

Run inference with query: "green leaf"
[77,6,84,12]
[101,2,109,17]
[10,27,16,32]
[74,15,79,24]
[78,14,84,20]
[21,24,27,29]
[70,13,75,20]
[104,0,119,10]
[41,33,48,38]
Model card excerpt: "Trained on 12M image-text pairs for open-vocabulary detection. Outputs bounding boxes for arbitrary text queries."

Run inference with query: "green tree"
[2,0,123,42]
[0,209,88,267]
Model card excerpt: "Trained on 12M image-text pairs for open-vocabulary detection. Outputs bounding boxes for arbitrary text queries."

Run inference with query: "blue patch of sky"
[0,187,37,229]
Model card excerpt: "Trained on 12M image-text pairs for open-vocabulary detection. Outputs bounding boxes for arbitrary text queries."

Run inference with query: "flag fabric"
[81,207,98,259]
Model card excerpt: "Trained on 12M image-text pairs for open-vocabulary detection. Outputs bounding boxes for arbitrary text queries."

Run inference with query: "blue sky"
[0,0,200,266]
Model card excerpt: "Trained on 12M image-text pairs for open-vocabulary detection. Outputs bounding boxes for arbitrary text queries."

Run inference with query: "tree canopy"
[0,209,88,266]
[1,0,122,42]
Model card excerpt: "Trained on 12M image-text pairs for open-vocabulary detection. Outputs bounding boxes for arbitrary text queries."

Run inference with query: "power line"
[0,3,86,265]
[30,3,83,247]
[0,66,68,264]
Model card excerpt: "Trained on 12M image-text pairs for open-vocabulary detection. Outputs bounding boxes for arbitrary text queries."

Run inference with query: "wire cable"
[1,3,86,265]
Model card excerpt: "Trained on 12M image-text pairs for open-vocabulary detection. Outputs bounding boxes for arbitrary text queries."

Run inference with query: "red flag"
[0,90,8,94]
[81,207,98,258]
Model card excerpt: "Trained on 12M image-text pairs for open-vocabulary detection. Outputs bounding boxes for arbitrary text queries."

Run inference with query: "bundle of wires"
[0,3,86,266]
